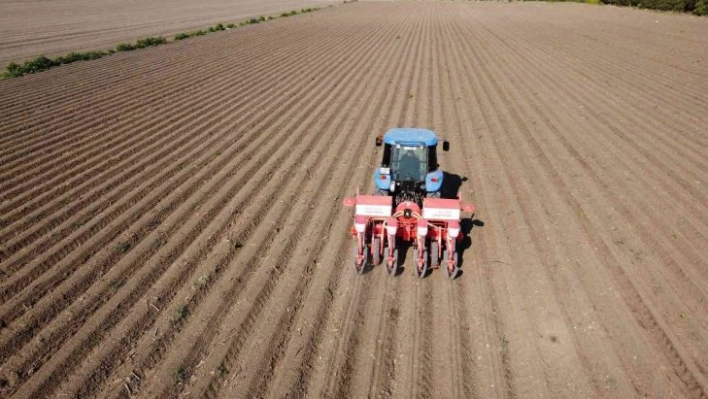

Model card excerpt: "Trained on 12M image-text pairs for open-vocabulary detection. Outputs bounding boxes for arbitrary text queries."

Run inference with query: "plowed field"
[1,2,707,398]
[0,0,339,65]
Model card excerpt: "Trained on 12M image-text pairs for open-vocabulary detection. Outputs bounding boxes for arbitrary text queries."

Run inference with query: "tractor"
[343,128,475,279]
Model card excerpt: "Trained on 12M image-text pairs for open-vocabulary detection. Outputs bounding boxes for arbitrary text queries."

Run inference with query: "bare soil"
[0,0,339,65]
[0,2,706,398]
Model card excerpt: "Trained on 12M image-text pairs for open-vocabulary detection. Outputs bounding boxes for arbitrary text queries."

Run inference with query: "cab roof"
[383,128,438,146]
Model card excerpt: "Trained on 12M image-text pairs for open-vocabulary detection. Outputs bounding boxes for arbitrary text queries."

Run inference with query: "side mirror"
[375,135,383,147]
[442,141,450,151]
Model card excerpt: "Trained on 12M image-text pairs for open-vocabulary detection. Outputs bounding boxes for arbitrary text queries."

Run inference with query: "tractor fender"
[425,170,443,192]
[374,167,391,190]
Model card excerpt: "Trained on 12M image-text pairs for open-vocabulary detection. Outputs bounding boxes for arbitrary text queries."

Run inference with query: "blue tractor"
[344,127,474,278]
[374,128,450,206]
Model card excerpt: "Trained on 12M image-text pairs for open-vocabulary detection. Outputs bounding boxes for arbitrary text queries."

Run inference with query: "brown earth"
[0,1,707,398]
[0,0,339,65]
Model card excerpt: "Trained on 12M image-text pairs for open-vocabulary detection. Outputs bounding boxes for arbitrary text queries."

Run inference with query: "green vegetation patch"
[136,36,167,48]
[530,0,707,14]
[601,0,708,13]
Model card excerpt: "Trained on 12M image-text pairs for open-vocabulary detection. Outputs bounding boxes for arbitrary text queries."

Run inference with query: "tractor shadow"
[440,171,466,200]
[441,171,484,279]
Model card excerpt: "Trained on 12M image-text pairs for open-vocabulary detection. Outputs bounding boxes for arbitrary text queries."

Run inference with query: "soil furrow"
[317,8,430,399]
[470,12,708,311]
[426,7,477,398]
[0,19,321,121]
[0,24,335,225]
[454,9,706,395]
[150,20,400,399]
[1,3,705,398]
[499,15,708,159]
[71,10,398,398]
[261,8,417,397]
[0,21,327,197]
[0,13,364,274]
[6,19,380,396]
[0,18,360,306]
[0,19,364,394]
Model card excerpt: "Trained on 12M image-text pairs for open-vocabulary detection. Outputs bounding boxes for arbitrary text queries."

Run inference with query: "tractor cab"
[375,128,449,206]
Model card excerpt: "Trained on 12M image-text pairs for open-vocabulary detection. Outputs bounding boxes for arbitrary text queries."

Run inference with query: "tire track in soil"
[365,9,438,397]
[400,7,435,399]
[343,6,435,399]
[362,7,431,395]
[410,6,473,399]
[0,18,370,396]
